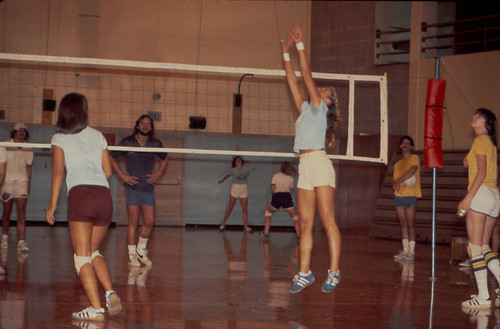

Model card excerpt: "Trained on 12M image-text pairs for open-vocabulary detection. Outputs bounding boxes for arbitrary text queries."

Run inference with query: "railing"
[375,28,410,59]
[375,14,500,61]
[422,14,500,55]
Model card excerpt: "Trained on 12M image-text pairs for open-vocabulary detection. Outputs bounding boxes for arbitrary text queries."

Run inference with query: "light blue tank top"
[293,100,327,153]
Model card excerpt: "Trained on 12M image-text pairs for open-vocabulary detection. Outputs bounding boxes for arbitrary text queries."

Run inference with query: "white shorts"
[2,180,29,200]
[230,183,248,199]
[297,151,335,190]
[470,185,500,218]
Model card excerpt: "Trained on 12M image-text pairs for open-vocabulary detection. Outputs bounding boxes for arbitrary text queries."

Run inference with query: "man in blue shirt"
[111,114,168,268]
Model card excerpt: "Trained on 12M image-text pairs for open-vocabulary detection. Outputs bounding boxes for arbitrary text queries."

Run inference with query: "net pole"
[379,74,389,163]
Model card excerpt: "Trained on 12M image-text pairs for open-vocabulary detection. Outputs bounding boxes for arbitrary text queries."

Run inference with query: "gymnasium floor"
[0,225,497,329]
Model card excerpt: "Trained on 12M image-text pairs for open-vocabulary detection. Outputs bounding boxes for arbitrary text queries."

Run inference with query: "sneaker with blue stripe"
[321,270,341,293]
[72,306,105,321]
[290,271,315,293]
[105,290,122,316]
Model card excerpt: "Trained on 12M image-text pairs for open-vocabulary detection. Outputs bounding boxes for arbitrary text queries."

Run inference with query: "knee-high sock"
[483,245,500,284]
[471,249,489,300]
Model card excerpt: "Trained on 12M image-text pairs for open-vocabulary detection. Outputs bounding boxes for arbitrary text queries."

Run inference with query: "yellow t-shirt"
[393,153,421,198]
[466,134,498,191]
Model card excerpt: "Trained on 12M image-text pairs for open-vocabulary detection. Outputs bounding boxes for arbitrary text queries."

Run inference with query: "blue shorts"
[126,189,156,207]
[394,196,417,209]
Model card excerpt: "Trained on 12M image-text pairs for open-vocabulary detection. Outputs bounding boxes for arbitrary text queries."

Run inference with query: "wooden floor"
[0,225,498,329]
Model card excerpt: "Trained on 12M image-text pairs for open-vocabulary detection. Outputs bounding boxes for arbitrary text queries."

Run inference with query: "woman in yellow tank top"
[459,108,500,310]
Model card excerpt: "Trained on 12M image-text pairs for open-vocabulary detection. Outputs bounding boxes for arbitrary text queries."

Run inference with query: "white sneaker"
[0,266,5,275]
[136,248,152,266]
[17,240,29,253]
[243,226,253,233]
[72,306,105,321]
[128,253,141,267]
[105,290,122,316]
[394,250,407,260]
[17,251,28,263]
[0,235,7,249]
[462,295,491,309]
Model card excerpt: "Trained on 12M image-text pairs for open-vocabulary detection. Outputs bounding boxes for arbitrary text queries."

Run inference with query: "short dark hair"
[231,156,244,168]
[399,135,414,147]
[134,114,155,136]
[56,93,89,134]
[10,129,29,141]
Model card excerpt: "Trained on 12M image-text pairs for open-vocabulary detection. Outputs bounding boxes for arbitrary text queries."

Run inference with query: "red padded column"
[424,78,446,168]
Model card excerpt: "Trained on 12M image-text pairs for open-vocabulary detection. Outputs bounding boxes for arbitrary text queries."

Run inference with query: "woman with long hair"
[282,25,342,294]
[459,108,500,309]
[260,161,300,238]
[46,92,122,321]
[218,156,252,232]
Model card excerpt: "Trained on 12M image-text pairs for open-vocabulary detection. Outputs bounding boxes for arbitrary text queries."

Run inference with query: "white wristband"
[296,42,304,51]
[283,53,290,62]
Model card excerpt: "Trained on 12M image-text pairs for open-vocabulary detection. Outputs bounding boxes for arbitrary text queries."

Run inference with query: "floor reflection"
[0,226,498,328]
[125,266,153,328]
[0,247,29,328]
[390,259,414,328]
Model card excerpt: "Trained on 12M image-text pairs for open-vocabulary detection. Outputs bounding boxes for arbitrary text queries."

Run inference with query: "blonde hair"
[325,87,341,147]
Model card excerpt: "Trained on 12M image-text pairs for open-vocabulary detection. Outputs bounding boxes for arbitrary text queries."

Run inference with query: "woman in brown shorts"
[46,93,122,321]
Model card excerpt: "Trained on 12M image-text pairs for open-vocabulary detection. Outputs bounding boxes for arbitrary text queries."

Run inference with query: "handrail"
[421,14,500,54]
[421,14,500,31]
[375,14,500,60]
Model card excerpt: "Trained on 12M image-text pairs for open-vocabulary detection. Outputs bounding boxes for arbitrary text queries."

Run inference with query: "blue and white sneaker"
[290,271,315,294]
[72,306,105,321]
[105,290,122,316]
[321,270,341,293]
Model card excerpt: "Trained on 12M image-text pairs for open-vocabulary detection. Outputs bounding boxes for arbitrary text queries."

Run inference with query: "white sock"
[402,238,409,252]
[409,241,416,253]
[137,237,148,251]
[470,243,489,300]
[128,245,136,255]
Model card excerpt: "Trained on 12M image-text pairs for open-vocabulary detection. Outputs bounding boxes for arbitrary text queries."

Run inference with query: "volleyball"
[404,175,417,186]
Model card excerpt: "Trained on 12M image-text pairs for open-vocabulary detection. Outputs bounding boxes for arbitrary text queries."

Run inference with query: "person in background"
[1,123,33,253]
[392,135,421,261]
[218,156,253,233]
[110,114,168,267]
[260,161,300,238]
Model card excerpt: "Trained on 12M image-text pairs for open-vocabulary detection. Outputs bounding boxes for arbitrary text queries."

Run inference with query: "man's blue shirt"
[112,134,167,191]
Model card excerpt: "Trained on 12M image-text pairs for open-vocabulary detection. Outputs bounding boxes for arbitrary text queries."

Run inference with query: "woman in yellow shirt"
[459,108,500,309]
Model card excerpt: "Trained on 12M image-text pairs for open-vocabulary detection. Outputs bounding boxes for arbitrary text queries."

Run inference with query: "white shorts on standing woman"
[470,185,500,218]
[230,183,248,199]
[297,151,335,190]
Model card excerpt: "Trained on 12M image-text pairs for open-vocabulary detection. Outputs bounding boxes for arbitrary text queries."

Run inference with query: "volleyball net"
[0,53,387,163]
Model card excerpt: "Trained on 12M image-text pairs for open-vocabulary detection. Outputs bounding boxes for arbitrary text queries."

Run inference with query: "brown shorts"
[68,185,112,226]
